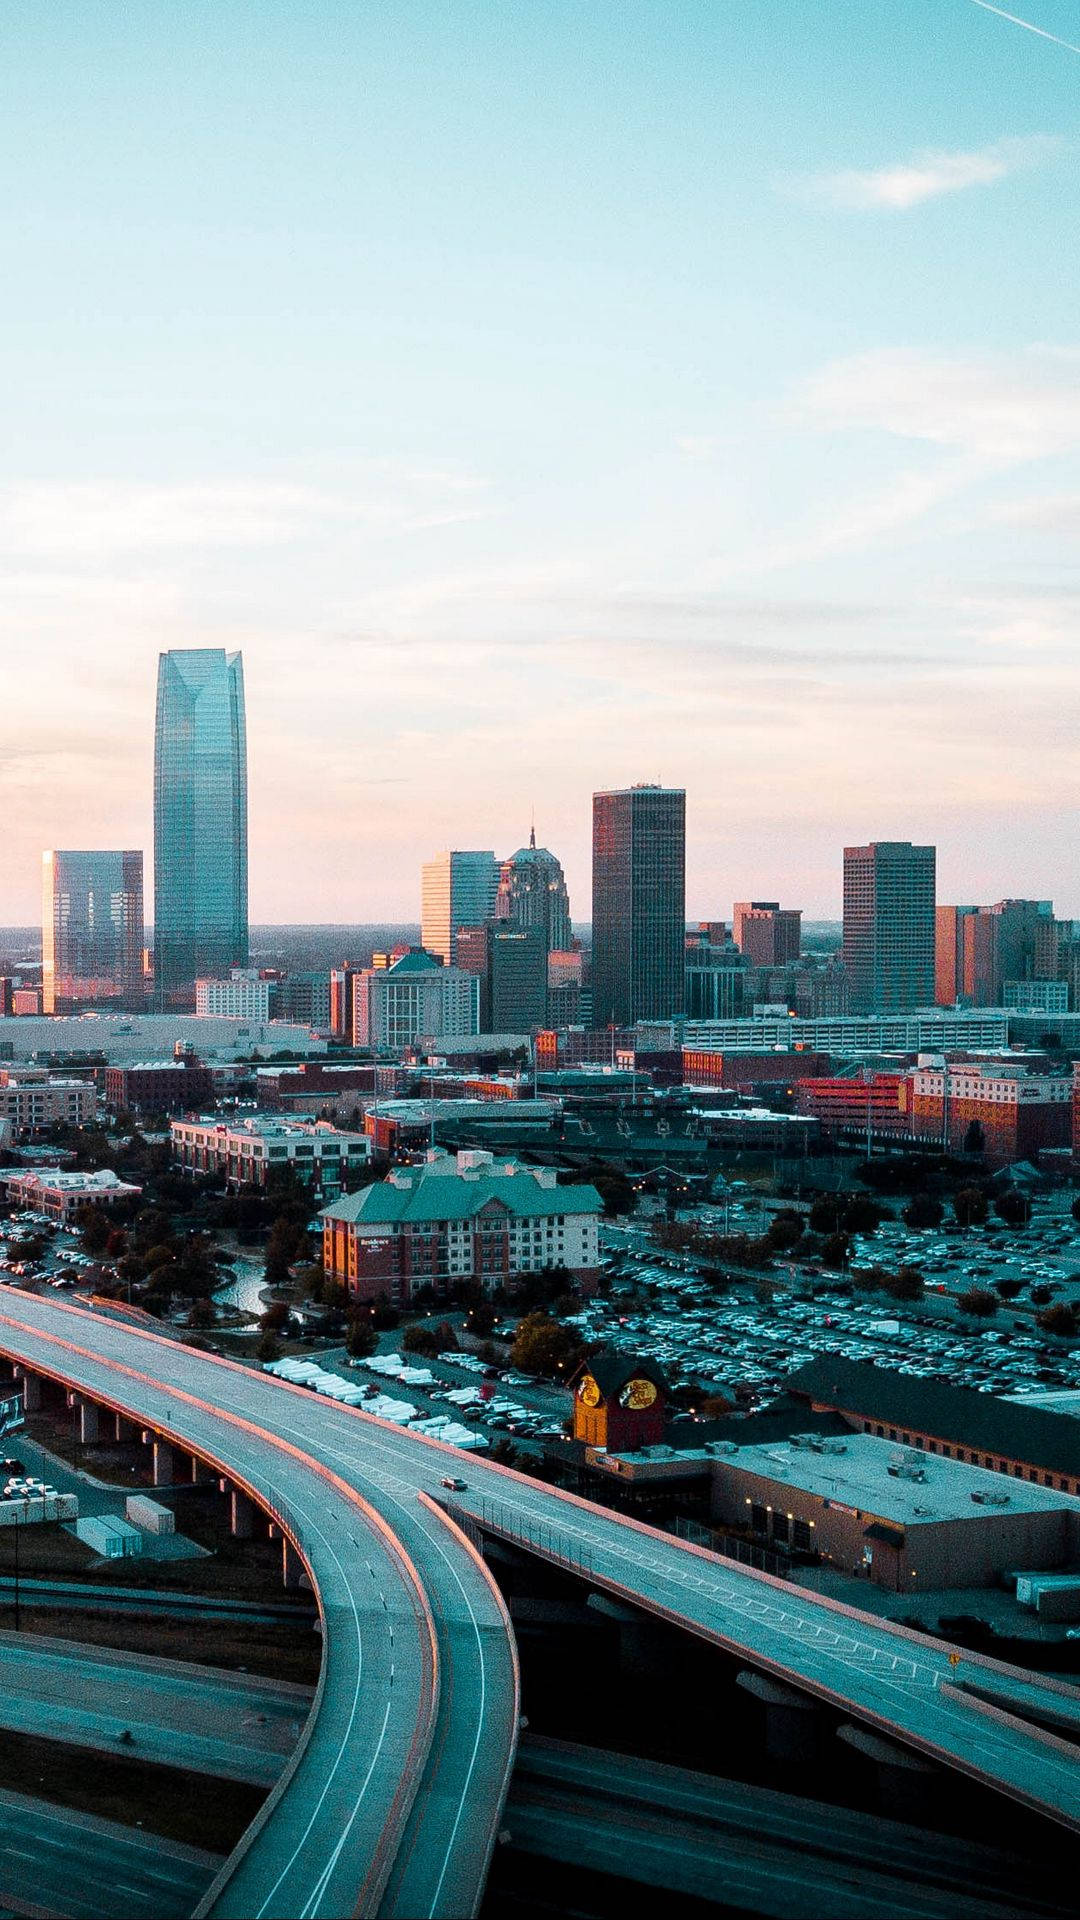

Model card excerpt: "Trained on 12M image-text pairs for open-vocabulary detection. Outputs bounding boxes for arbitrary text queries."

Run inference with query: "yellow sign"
[947,1653,962,1667]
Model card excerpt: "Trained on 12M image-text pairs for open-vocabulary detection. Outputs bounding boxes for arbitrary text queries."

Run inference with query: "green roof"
[322,1171,602,1227]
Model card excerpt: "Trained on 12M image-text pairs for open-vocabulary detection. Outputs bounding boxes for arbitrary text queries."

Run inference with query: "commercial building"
[330,966,361,1040]
[682,1048,831,1090]
[793,1073,908,1137]
[935,899,1052,1008]
[457,924,549,1032]
[42,850,144,1014]
[495,830,572,954]
[362,1096,559,1158]
[592,785,686,1027]
[709,1431,1080,1592]
[170,1116,369,1194]
[684,926,747,1022]
[322,1150,601,1304]
[0,1014,327,1064]
[154,648,248,1009]
[196,970,279,1020]
[276,971,331,1030]
[843,842,935,1014]
[689,1106,819,1151]
[420,851,499,967]
[103,1057,213,1117]
[907,1062,1072,1162]
[3,1166,140,1220]
[732,903,802,967]
[681,1009,1010,1054]
[352,948,479,1050]
[0,1071,97,1134]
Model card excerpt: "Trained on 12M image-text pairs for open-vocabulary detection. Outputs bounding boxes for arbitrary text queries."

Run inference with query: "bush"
[993,1278,1024,1299]
[957,1287,998,1318]
[1036,1301,1079,1337]
[820,1231,850,1271]
[346,1316,378,1359]
[994,1189,1032,1228]
[882,1266,925,1303]
[953,1187,989,1229]
[903,1193,944,1231]
[256,1330,282,1363]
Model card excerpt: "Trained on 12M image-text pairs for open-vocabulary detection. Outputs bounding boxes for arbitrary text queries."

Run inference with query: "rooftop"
[720,1430,1079,1527]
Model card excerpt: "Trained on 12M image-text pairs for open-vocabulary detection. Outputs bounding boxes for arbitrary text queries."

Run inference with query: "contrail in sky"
[971,0,1080,55]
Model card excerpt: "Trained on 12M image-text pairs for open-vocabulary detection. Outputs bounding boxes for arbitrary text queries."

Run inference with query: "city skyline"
[0,3,1078,922]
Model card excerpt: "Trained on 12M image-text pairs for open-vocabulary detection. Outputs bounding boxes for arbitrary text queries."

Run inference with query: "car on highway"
[440,1476,467,1492]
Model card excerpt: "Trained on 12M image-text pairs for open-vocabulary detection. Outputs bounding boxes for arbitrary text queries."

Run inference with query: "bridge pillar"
[152,1440,175,1486]
[585,1592,674,1678]
[736,1669,822,1765]
[836,1721,939,1820]
[282,1538,305,1591]
[19,1371,41,1413]
[230,1490,255,1539]
[190,1456,216,1485]
[114,1413,136,1444]
[77,1400,100,1445]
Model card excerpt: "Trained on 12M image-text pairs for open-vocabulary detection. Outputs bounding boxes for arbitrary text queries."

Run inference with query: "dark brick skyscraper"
[843,841,935,1014]
[592,786,686,1026]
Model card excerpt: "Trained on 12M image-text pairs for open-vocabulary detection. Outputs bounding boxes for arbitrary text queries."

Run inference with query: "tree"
[842,1196,885,1235]
[1071,1195,1080,1226]
[76,1204,113,1256]
[809,1197,843,1235]
[992,1278,1024,1300]
[903,1193,943,1231]
[957,1287,998,1318]
[510,1312,585,1379]
[764,1214,804,1253]
[260,1301,291,1332]
[1036,1301,1079,1337]
[883,1266,925,1303]
[953,1187,989,1229]
[401,1322,439,1358]
[962,1120,986,1156]
[820,1231,850,1271]
[256,1330,282,1363]
[994,1189,1032,1228]
[346,1316,378,1359]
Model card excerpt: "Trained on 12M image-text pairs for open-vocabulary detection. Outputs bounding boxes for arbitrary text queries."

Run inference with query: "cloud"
[0,467,488,563]
[793,135,1061,210]
[800,345,1080,464]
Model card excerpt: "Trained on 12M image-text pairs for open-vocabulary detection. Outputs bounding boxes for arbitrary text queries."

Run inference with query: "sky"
[1,0,1078,925]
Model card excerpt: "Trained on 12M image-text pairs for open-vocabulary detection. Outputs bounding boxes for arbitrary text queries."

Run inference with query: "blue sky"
[1,0,1078,922]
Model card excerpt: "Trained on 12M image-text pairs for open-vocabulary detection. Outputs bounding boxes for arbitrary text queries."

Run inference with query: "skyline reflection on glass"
[153,649,248,1008]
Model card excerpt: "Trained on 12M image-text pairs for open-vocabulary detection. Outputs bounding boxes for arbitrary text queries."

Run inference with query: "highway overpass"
[0,1291,1077,1919]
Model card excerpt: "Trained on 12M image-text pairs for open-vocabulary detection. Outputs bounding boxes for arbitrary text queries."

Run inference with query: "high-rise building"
[154,649,248,1009]
[42,850,144,1014]
[592,786,686,1027]
[684,925,747,1021]
[842,841,935,1014]
[732,902,802,967]
[457,923,549,1031]
[330,965,361,1039]
[420,851,499,967]
[935,900,1052,1008]
[495,830,572,954]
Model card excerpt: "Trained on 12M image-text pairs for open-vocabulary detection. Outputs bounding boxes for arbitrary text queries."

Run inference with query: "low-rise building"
[689,1106,819,1151]
[906,1062,1072,1163]
[3,1166,141,1220]
[196,970,280,1021]
[171,1115,370,1195]
[0,1071,97,1134]
[363,1096,559,1158]
[793,1073,908,1137]
[709,1430,1080,1591]
[104,1056,212,1116]
[321,1149,602,1304]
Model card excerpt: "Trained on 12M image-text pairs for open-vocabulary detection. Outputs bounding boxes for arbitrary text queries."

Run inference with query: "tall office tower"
[457,923,549,1031]
[154,650,248,1009]
[936,900,1051,1007]
[732,902,802,967]
[843,841,935,1014]
[420,851,498,966]
[330,965,361,1039]
[592,785,686,1027]
[684,925,747,1021]
[494,829,572,953]
[42,850,145,1014]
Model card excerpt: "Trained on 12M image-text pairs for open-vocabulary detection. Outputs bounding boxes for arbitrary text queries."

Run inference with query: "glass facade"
[592,786,686,1026]
[154,649,248,1008]
[420,851,498,965]
[42,849,145,1013]
[843,842,935,1013]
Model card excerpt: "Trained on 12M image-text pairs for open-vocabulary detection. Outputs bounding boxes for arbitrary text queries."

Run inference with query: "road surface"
[0,1785,220,1920]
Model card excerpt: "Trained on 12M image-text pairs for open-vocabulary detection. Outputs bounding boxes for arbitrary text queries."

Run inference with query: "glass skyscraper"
[843,841,936,1013]
[592,785,686,1027]
[153,649,248,1008]
[42,850,145,1014]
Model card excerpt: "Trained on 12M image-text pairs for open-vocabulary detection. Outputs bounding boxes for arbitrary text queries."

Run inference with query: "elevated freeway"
[0,1291,1077,1920]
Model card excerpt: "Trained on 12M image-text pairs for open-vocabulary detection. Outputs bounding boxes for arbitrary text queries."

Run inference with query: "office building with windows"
[42,850,144,1014]
[420,851,499,967]
[592,786,686,1027]
[494,830,572,954]
[732,902,802,967]
[153,649,248,1009]
[352,948,479,1050]
[842,841,935,1014]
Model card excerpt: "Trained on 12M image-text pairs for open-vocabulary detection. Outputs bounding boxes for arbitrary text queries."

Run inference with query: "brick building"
[682,1049,831,1091]
[907,1063,1071,1163]
[104,1056,212,1116]
[321,1149,601,1305]
[793,1073,908,1137]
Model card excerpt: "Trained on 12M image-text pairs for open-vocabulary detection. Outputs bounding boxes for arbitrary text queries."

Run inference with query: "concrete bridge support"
[77,1400,100,1445]
[736,1668,823,1765]
[230,1489,255,1539]
[836,1721,939,1821]
[152,1440,175,1486]
[190,1456,216,1485]
[114,1413,137,1444]
[18,1371,41,1413]
[282,1538,305,1591]
[586,1591,676,1679]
